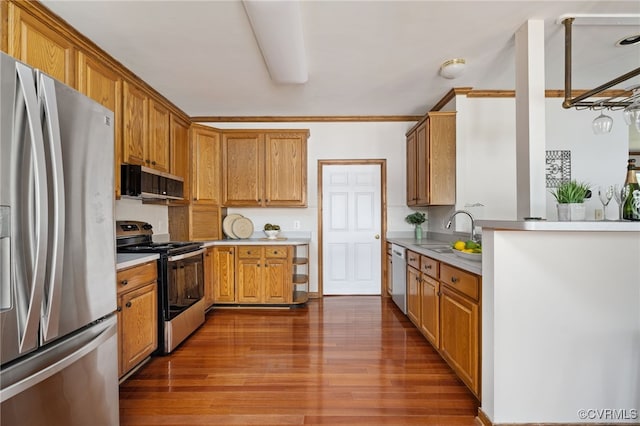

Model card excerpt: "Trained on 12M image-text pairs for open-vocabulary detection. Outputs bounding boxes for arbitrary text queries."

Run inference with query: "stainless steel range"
[116,221,205,354]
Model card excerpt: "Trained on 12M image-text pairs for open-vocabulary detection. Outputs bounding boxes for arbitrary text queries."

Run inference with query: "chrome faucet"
[446,210,479,243]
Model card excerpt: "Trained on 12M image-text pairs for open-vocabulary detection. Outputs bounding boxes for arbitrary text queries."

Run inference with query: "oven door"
[166,249,205,320]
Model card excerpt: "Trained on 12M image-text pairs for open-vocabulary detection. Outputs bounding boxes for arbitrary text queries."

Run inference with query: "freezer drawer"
[0,315,119,426]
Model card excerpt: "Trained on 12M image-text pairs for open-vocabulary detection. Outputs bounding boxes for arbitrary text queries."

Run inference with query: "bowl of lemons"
[452,240,482,262]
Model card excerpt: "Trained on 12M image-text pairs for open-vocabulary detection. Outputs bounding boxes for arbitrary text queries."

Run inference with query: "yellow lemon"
[453,241,466,251]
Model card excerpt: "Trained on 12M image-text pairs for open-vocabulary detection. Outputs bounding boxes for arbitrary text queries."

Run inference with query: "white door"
[322,164,381,295]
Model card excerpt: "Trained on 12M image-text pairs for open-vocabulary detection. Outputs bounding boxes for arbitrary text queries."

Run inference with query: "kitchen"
[1,1,640,425]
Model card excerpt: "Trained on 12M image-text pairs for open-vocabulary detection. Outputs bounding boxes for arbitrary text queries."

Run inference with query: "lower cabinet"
[207,243,309,306]
[116,261,158,379]
[237,246,291,304]
[168,204,227,241]
[405,252,481,399]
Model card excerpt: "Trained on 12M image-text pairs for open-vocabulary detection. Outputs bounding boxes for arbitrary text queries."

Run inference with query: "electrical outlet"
[293,220,301,229]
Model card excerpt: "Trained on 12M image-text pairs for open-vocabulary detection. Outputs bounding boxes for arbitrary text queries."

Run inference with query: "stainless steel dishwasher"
[391,244,407,314]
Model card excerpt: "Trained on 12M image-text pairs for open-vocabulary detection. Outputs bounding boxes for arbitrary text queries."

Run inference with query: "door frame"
[317,159,388,297]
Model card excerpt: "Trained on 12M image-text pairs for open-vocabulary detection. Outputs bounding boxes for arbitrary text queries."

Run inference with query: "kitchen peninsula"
[477,220,640,425]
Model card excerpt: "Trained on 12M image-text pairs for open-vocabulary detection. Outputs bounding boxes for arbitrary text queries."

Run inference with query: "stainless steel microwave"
[121,164,184,200]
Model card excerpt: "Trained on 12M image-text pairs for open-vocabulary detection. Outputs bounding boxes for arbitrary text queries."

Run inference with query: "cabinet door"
[190,205,221,241]
[8,3,75,86]
[147,98,170,172]
[122,80,148,167]
[263,258,290,303]
[170,114,190,202]
[264,133,307,207]
[76,52,122,199]
[237,257,262,303]
[440,285,479,396]
[213,246,236,303]
[415,121,430,205]
[120,283,157,376]
[420,274,440,348]
[406,131,417,206]
[407,265,421,326]
[222,132,264,206]
[191,125,221,204]
[428,114,456,205]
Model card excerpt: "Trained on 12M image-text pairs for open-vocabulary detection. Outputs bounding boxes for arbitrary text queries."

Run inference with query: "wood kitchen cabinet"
[222,130,308,207]
[406,112,456,206]
[116,261,158,379]
[439,263,480,397]
[419,255,440,348]
[191,124,221,205]
[7,2,75,86]
[205,246,236,306]
[76,52,122,198]
[147,97,170,172]
[292,243,309,304]
[237,246,292,304]
[406,250,421,327]
[122,80,148,167]
[169,114,191,201]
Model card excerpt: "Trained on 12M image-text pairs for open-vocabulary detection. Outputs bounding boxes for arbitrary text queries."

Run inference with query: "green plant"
[550,180,592,204]
[405,212,426,225]
[264,223,280,231]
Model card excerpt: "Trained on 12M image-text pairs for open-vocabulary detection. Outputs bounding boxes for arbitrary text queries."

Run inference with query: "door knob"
[374,234,380,239]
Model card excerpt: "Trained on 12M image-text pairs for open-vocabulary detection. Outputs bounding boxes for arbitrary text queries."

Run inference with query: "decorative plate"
[232,217,254,239]
[453,249,482,262]
[222,214,243,239]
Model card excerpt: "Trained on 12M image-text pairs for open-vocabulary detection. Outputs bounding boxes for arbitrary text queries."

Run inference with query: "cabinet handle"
[152,161,156,165]
[257,264,260,267]
[426,265,432,269]
[145,159,150,164]
[193,197,197,201]
[265,264,269,267]
[451,277,459,283]
[437,291,442,296]
[274,251,278,254]
[125,301,132,308]
[117,306,122,312]
[121,279,128,286]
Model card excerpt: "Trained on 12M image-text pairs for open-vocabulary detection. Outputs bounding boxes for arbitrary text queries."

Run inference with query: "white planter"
[557,203,586,221]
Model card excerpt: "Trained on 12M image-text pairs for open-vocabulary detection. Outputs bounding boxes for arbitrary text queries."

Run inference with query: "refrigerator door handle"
[38,74,65,341]
[0,316,116,403]
[13,63,48,354]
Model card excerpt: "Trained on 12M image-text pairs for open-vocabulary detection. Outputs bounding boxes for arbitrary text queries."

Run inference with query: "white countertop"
[386,237,482,275]
[477,219,640,232]
[203,238,311,247]
[116,253,159,270]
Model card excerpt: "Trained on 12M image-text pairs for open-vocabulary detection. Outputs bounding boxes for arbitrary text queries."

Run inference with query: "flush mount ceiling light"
[439,59,466,79]
[242,0,308,84]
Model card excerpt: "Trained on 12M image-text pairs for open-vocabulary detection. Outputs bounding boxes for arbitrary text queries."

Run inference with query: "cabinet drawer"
[264,246,288,258]
[420,255,439,279]
[407,250,420,270]
[237,246,261,258]
[440,264,479,301]
[117,261,157,294]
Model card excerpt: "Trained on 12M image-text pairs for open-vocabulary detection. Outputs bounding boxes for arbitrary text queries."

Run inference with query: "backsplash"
[115,198,169,241]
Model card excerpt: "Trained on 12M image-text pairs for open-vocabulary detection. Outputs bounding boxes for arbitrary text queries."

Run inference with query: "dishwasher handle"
[391,244,406,259]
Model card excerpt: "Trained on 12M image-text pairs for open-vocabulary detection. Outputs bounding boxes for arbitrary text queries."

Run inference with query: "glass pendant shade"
[592,111,613,134]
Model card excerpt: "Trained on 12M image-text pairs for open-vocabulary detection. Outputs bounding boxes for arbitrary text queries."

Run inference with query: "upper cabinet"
[122,80,148,167]
[191,124,221,205]
[7,2,75,86]
[169,114,191,202]
[222,130,308,207]
[406,112,456,206]
[147,98,170,173]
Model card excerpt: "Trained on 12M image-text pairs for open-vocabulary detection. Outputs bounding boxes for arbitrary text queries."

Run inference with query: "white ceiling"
[41,0,640,117]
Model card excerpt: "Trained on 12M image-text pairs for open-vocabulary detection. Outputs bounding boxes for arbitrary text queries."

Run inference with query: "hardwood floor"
[119,296,479,425]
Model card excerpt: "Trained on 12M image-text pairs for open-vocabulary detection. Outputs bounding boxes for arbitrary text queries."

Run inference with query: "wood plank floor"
[119,296,479,426]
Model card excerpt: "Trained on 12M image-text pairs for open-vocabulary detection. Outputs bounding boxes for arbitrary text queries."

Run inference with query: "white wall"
[115,198,169,240]
[202,121,420,292]
[429,95,631,239]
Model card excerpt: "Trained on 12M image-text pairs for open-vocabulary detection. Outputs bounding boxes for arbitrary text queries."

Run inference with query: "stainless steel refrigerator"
[0,52,119,425]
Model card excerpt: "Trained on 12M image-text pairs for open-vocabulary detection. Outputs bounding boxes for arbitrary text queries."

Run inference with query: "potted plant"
[405,212,426,240]
[550,180,592,221]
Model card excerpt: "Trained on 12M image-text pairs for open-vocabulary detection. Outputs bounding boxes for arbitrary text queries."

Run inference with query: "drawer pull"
[451,277,459,283]
[125,301,132,308]
[425,265,432,269]
[117,306,122,312]
[274,251,278,254]
[121,280,128,286]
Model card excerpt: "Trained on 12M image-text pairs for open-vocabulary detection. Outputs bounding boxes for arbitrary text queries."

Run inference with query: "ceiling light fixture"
[439,58,466,79]
[242,0,308,84]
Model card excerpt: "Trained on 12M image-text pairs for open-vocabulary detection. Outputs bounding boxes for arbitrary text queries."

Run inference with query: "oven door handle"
[167,248,205,262]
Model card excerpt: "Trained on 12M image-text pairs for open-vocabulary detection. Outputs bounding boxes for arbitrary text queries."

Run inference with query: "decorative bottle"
[622,159,640,221]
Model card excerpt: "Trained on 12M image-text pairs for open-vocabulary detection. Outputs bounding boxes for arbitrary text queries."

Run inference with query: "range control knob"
[142,223,153,230]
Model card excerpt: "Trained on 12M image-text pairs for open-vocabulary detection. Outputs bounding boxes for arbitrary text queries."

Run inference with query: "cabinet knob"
[145,159,150,164]
[451,277,459,283]
[121,280,128,286]
[125,301,132,308]
[257,264,260,267]
[265,264,269,267]
[274,251,278,254]
[152,161,156,165]
[426,265,432,269]
[117,306,122,312]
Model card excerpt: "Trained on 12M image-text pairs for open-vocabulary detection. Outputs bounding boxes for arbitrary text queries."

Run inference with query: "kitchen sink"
[415,244,453,253]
